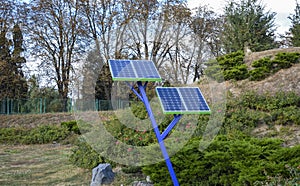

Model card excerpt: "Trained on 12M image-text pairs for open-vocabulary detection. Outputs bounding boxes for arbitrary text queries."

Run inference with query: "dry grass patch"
[0,144,91,186]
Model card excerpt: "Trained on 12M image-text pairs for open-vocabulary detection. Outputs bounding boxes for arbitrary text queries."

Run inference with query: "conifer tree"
[222,0,277,53]
[0,23,28,99]
[288,0,300,47]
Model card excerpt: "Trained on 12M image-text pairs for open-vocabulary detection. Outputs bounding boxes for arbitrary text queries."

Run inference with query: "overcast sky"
[187,0,297,35]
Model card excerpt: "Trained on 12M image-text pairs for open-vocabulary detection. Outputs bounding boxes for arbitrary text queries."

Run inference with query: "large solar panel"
[108,59,162,81]
[156,87,211,114]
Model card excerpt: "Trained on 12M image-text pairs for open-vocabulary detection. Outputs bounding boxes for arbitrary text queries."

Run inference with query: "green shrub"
[238,91,300,111]
[219,91,300,134]
[102,116,174,147]
[61,120,81,134]
[217,50,245,70]
[271,59,293,71]
[130,102,148,120]
[252,56,272,68]
[249,66,271,81]
[205,52,248,82]
[250,52,300,81]
[0,125,70,144]
[69,138,106,169]
[215,51,249,81]
[142,136,300,186]
[274,52,300,64]
[24,125,70,144]
[224,64,249,80]
[255,165,300,186]
[0,127,27,144]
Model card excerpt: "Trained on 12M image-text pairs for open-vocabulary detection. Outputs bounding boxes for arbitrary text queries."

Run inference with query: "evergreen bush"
[274,52,300,64]
[250,52,300,81]
[0,125,70,144]
[69,138,106,169]
[249,66,270,81]
[224,64,249,80]
[216,50,249,81]
[61,120,81,134]
[142,136,300,185]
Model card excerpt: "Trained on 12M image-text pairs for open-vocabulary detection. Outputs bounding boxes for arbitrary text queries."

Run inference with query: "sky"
[187,0,296,35]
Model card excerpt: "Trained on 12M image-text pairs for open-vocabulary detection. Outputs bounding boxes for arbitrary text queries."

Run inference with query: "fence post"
[10,99,13,114]
[43,98,46,113]
[68,98,72,112]
[39,98,42,114]
[96,99,99,111]
[6,98,9,115]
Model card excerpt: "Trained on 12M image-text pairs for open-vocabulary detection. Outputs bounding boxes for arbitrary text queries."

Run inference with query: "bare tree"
[26,0,85,111]
[125,0,174,68]
[164,5,220,83]
[189,5,222,82]
[79,0,130,61]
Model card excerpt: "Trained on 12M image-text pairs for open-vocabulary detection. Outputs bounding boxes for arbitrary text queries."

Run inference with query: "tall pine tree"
[288,0,300,47]
[222,0,277,53]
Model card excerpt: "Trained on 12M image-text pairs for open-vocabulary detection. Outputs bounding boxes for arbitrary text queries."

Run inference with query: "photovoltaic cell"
[156,87,211,114]
[108,59,161,81]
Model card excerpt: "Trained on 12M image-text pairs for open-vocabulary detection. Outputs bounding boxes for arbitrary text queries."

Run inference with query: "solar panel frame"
[156,87,211,115]
[108,59,162,82]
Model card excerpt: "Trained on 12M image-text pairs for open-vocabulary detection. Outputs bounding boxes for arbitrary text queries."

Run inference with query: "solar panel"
[156,87,211,114]
[108,59,162,81]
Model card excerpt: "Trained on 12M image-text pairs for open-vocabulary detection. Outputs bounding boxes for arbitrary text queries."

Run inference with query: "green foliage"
[102,116,174,147]
[274,52,300,64]
[255,165,300,186]
[25,125,69,144]
[0,125,70,144]
[142,136,300,185]
[249,66,270,81]
[61,120,81,134]
[206,51,249,81]
[208,51,300,82]
[217,50,245,70]
[250,52,300,81]
[223,91,300,131]
[0,23,28,100]
[251,57,272,68]
[288,1,300,47]
[222,0,277,52]
[240,91,300,111]
[130,102,148,120]
[69,138,106,169]
[224,64,249,80]
[192,91,300,138]
[217,51,249,81]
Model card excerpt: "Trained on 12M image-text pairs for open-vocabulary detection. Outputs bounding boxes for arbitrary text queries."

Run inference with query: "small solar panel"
[156,87,211,114]
[108,59,162,81]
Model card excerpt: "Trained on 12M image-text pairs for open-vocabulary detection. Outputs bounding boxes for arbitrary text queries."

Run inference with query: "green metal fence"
[0,98,130,115]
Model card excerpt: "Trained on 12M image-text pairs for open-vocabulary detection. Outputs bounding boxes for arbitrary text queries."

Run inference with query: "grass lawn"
[0,144,91,186]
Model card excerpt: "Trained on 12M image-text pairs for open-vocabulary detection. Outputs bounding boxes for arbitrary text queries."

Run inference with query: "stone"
[90,163,115,186]
[131,181,154,186]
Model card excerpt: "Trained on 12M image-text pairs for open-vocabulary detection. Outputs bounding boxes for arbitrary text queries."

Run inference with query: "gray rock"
[90,163,115,186]
[131,181,154,186]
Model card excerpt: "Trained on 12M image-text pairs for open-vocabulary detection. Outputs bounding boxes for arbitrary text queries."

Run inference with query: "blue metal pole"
[161,114,182,140]
[137,81,179,186]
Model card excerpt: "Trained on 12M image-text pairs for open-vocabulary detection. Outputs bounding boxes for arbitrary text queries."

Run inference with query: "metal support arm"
[127,81,180,186]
